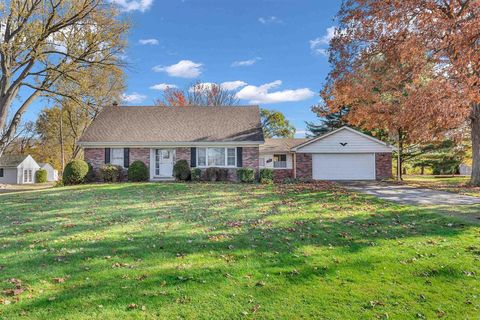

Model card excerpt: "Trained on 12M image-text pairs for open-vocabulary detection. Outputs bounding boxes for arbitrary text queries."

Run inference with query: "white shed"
[0,155,41,184]
[39,163,59,182]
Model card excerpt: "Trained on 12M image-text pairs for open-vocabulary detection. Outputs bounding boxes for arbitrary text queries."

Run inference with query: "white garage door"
[312,153,375,180]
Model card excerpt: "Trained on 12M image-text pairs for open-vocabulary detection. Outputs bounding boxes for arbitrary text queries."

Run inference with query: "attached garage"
[293,127,394,181]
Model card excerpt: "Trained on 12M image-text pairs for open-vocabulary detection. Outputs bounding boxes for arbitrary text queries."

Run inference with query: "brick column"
[375,153,392,180]
[296,153,312,180]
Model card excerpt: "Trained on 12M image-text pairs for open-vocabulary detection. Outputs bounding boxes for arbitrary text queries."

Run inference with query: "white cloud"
[258,16,283,25]
[139,38,159,45]
[310,26,337,56]
[236,80,315,104]
[149,83,177,90]
[121,92,147,103]
[109,0,153,12]
[295,130,308,138]
[221,81,248,91]
[231,57,261,67]
[153,60,203,78]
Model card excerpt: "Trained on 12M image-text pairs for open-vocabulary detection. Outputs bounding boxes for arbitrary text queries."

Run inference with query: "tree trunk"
[471,103,480,186]
[60,111,65,171]
[397,141,403,181]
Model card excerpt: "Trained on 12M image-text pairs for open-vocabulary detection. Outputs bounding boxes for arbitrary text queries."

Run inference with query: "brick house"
[78,105,393,181]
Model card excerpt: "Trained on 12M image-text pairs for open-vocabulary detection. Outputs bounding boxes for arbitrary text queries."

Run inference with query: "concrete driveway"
[341,181,480,206]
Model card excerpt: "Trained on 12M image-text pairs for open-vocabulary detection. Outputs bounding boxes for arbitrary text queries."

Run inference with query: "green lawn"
[0,183,479,319]
[403,175,480,197]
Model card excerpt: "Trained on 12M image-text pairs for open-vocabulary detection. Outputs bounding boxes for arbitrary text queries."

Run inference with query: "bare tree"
[0,0,128,157]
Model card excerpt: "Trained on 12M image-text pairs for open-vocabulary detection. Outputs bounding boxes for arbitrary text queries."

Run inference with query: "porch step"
[150,177,176,182]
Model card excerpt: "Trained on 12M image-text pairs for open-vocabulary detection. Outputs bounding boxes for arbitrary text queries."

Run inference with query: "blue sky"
[28,0,342,137]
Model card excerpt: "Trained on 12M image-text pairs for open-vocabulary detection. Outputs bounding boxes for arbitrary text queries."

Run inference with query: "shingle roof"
[260,138,310,153]
[79,105,264,144]
[0,155,28,167]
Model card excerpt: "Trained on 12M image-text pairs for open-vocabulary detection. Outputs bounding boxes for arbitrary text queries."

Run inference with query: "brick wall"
[84,148,104,169]
[375,153,392,180]
[176,147,191,166]
[296,153,312,180]
[130,148,150,167]
[243,147,259,169]
[273,169,294,182]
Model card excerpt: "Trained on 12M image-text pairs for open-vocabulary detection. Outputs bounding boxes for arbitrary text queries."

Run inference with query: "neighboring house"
[39,163,59,182]
[79,105,394,181]
[0,155,40,184]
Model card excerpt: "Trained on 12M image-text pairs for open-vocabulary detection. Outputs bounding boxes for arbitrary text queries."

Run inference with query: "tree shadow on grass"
[0,183,478,318]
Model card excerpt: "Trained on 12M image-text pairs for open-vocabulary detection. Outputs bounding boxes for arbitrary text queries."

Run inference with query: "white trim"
[292,127,395,152]
[78,141,264,148]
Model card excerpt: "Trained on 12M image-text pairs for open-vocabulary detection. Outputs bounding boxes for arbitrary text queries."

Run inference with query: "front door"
[154,149,174,177]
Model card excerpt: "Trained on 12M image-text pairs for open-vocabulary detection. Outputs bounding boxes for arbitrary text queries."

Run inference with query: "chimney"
[112,101,118,107]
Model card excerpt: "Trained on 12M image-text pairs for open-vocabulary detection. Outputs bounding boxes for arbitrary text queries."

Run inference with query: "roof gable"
[293,127,394,153]
[79,105,264,145]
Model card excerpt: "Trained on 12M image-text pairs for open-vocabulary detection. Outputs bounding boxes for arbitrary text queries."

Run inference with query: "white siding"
[259,153,293,169]
[40,164,58,181]
[0,168,18,184]
[297,129,392,153]
[17,156,41,184]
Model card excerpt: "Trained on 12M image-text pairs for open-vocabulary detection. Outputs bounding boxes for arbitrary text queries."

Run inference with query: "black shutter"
[0,168,3,177]
[124,148,130,168]
[191,147,197,167]
[105,148,110,164]
[237,147,243,167]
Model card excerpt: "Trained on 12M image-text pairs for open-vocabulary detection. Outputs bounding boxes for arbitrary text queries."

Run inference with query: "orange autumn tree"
[323,0,480,184]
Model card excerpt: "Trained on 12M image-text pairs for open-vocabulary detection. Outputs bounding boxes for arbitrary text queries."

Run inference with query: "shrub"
[85,162,96,182]
[205,167,218,181]
[35,169,48,183]
[259,168,274,184]
[173,160,191,181]
[237,168,255,183]
[191,168,202,181]
[100,164,122,183]
[128,161,149,182]
[63,159,89,185]
[217,168,229,181]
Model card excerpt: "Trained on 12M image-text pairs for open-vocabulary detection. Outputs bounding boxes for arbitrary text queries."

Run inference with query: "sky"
[27,0,342,138]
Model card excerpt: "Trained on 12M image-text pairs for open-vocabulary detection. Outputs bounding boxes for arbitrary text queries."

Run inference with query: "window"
[259,157,265,167]
[111,148,124,166]
[197,148,236,167]
[273,154,287,168]
[197,148,206,166]
[23,169,33,183]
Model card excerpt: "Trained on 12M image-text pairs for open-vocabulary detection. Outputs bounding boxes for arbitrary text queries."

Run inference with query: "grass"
[402,175,480,197]
[0,182,479,319]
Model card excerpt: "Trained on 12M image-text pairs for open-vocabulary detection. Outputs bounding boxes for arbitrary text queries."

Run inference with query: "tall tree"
[323,0,478,182]
[306,105,349,137]
[260,109,296,138]
[154,82,296,138]
[0,0,128,157]
[34,65,124,170]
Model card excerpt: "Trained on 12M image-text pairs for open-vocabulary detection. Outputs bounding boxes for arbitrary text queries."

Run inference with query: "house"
[0,155,40,184]
[39,163,59,182]
[79,105,394,181]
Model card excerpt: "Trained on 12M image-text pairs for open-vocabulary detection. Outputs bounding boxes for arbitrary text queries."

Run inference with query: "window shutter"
[190,147,197,167]
[105,148,110,164]
[237,147,243,167]
[124,148,130,168]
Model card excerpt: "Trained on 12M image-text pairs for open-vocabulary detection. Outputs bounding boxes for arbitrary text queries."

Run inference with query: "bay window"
[197,147,237,167]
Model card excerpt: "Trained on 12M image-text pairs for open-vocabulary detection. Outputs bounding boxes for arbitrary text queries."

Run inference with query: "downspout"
[293,152,297,179]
